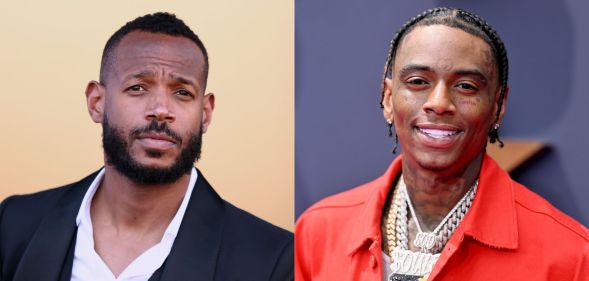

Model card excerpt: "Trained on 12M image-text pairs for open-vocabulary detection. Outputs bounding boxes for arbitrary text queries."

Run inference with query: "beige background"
[0,1,293,231]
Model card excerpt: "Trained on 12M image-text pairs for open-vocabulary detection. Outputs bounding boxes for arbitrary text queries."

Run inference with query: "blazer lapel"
[158,171,226,281]
[12,173,95,281]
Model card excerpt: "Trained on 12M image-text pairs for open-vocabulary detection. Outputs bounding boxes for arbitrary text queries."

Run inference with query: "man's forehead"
[114,31,204,62]
[108,31,206,84]
[394,25,495,77]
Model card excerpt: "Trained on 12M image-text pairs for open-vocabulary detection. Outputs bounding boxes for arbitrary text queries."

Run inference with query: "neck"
[401,153,483,232]
[91,165,191,234]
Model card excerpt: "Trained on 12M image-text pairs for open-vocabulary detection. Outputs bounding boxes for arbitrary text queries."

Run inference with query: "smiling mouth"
[417,127,462,139]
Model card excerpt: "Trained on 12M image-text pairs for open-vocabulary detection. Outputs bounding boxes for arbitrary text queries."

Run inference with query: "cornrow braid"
[380,7,509,146]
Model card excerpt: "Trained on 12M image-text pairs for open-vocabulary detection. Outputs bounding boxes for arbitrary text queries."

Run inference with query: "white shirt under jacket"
[70,167,197,281]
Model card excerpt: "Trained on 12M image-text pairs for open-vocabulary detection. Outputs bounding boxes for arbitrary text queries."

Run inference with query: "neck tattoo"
[384,175,478,281]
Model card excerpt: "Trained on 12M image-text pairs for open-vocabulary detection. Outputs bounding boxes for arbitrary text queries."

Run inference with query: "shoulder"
[295,178,383,262]
[297,158,401,225]
[0,172,95,279]
[220,202,293,280]
[511,182,589,278]
[222,201,293,251]
[194,172,292,248]
[480,155,588,244]
[224,201,292,240]
[0,171,96,236]
[0,176,88,231]
[512,181,588,243]
[296,179,377,228]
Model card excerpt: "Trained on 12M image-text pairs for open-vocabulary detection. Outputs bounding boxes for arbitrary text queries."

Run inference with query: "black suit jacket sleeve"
[269,238,294,281]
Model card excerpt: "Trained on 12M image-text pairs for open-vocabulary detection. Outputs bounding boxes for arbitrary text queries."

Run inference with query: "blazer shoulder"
[0,171,97,237]
[218,202,293,280]
[223,201,293,243]
[1,172,96,216]
[1,184,71,226]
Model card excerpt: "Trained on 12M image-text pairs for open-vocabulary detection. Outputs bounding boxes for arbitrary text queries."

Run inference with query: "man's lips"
[415,123,463,148]
[136,133,178,150]
[138,133,177,143]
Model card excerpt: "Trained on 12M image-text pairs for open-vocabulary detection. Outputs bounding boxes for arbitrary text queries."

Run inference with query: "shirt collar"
[346,157,403,256]
[75,167,198,240]
[458,154,519,249]
[345,154,519,255]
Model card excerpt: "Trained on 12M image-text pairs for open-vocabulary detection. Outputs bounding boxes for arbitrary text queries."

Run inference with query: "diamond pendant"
[390,247,439,276]
[388,273,422,281]
[413,232,438,252]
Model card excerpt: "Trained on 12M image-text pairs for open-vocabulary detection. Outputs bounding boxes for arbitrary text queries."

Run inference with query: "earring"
[493,123,500,130]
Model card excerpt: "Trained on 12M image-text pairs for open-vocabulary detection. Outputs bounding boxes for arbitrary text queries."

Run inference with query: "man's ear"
[86,81,105,123]
[382,78,395,123]
[201,93,215,133]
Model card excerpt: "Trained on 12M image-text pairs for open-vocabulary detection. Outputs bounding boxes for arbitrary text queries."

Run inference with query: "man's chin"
[133,158,178,170]
[114,164,193,185]
[414,155,455,172]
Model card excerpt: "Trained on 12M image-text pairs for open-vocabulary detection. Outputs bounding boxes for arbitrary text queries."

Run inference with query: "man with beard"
[0,12,293,281]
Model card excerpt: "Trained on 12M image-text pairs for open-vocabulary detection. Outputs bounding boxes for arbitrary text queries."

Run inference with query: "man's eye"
[176,89,194,97]
[456,83,478,91]
[407,78,428,85]
[127,85,146,91]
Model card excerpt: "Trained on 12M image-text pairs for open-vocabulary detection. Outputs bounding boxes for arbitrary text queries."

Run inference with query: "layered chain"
[384,174,478,280]
[401,176,478,253]
[385,173,478,254]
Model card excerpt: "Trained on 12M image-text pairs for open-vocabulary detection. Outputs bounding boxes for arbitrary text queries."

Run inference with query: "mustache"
[130,121,183,145]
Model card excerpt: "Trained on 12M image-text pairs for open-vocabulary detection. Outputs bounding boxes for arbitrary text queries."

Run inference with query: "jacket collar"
[13,168,226,281]
[157,170,225,281]
[458,154,519,249]
[346,157,402,256]
[13,171,96,281]
[345,154,519,256]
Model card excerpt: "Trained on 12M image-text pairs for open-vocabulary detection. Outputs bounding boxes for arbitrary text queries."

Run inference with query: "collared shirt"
[71,167,198,281]
[295,155,589,280]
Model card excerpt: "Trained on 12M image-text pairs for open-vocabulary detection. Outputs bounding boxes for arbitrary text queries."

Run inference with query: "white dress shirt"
[71,168,197,281]
[382,252,392,280]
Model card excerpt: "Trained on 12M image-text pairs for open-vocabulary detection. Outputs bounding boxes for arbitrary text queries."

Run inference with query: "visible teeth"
[419,128,459,138]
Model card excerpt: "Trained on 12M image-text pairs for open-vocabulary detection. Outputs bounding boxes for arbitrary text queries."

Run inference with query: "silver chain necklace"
[399,175,478,253]
[385,175,478,279]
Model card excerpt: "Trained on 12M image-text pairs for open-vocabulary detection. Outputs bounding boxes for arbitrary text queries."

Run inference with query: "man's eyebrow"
[397,64,489,82]
[122,71,199,87]
[397,64,432,78]
[124,70,156,81]
[454,69,488,82]
[169,73,196,86]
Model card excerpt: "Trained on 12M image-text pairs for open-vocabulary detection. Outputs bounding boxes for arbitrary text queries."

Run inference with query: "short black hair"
[380,7,508,146]
[99,12,209,88]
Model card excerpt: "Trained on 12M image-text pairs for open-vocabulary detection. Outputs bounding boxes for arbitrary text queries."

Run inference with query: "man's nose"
[422,83,456,115]
[146,89,175,122]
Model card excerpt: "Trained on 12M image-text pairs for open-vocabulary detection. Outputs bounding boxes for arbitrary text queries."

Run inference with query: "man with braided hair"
[295,7,588,281]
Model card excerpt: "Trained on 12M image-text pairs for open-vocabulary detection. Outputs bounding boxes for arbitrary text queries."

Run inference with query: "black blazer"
[0,170,293,281]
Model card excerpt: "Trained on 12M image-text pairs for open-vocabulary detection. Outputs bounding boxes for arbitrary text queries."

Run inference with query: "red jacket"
[296,155,589,280]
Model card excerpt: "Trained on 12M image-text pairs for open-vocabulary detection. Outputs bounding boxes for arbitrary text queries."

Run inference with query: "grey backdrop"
[295,0,589,226]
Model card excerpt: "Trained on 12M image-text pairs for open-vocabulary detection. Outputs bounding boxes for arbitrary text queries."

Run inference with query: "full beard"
[102,115,203,185]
